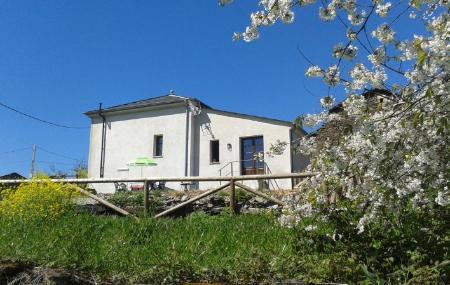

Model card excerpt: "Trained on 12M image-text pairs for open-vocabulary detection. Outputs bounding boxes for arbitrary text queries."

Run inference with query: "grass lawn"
[0,213,301,284]
[0,180,448,284]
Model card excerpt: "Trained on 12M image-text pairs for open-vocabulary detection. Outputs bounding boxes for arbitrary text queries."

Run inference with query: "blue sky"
[0,1,420,176]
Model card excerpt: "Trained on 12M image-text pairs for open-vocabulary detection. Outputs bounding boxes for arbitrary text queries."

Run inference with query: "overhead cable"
[0,101,89,129]
[36,146,81,162]
[0,147,30,156]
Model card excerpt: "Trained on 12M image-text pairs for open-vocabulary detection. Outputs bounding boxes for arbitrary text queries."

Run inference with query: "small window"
[210,140,220,163]
[154,135,163,157]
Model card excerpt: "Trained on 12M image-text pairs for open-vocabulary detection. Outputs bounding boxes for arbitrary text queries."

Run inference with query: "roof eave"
[84,101,187,117]
[83,95,211,117]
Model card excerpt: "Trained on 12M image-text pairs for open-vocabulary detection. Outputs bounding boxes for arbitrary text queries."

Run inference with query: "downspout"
[98,103,107,178]
[184,100,190,177]
[289,128,294,188]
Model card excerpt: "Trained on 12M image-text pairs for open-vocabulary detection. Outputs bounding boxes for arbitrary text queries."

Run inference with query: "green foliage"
[74,165,88,179]
[292,198,450,284]
[0,178,79,221]
[107,191,144,207]
[217,188,251,202]
[0,187,448,284]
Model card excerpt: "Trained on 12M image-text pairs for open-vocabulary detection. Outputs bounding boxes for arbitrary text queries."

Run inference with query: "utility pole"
[30,144,36,178]
[99,103,106,178]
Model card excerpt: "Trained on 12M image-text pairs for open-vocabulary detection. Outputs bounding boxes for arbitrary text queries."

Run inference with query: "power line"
[36,160,77,166]
[0,101,89,129]
[0,147,30,156]
[36,145,81,162]
[0,160,30,164]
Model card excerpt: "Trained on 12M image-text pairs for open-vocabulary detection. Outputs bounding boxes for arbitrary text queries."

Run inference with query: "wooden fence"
[0,172,316,220]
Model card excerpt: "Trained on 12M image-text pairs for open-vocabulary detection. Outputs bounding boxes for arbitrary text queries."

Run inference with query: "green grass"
[0,213,296,284]
[2,181,446,284]
[0,208,447,284]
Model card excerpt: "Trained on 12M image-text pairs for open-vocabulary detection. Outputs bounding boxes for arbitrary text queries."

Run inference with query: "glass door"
[240,136,264,175]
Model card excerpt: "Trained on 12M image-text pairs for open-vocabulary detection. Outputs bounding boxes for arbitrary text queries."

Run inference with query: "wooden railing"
[0,172,316,220]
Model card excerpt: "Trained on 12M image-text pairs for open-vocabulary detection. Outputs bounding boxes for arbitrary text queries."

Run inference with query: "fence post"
[229,178,236,215]
[144,180,150,216]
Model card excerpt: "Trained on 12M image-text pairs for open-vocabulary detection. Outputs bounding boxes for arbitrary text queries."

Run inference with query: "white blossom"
[298,0,317,6]
[242,25,259,42]
[304,225,318,231]
[305,65,323,77]
[343,0,356,12]
[346,28,358,40]
[320,95,336,109]
[233,0,295,41]
[319,7,336,21]
[250,11,266,26]
[349,63,372,90]
[372,23,395,44]
[368,46,387,66]
[280,10,295,23]
[232,32,241,41]
[323,65,340,86]
[218,0,233,6]
[333,44,358,60]
[375,2,392,18]
[372,68,387,88]
[230,0,450,233]
[348,10,366,25]
[302,113,325,127]
[435,189,449,206]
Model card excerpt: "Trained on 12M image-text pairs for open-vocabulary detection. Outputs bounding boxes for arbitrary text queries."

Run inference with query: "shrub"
[107,191,144,207]
[0,178,79,221]
[217,188,250,202]
[292,198,450,284]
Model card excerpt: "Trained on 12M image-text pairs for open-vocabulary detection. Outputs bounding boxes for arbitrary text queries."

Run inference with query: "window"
[210,140,220,163]
[154,135,163,157]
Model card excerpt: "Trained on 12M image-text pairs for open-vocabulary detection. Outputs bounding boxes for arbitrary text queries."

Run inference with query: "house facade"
[85,93,308,192]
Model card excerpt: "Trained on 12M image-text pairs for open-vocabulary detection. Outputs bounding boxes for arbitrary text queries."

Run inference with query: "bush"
[292,199,450,284]
[217,188,251,202]
[107,191,144,207]
[0,178,79,221]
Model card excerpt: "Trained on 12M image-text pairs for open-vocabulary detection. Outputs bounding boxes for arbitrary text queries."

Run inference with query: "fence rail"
[0,172,317,219]
[0,172,317,184]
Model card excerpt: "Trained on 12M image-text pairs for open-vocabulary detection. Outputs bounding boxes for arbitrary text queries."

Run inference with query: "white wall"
[87,104,188,192]
[195,109,295,190]
[87,104,306,192]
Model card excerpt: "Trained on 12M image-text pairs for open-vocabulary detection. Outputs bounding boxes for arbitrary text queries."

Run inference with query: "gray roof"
[84,94,210,116]
[84,94,296,127]
[0,172,25,180]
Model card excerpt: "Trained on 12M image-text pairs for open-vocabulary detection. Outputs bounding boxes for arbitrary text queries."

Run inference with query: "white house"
[85,92,308,192]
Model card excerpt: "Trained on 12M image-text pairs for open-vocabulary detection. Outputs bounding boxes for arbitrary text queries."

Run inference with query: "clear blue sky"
[0,1,419,177]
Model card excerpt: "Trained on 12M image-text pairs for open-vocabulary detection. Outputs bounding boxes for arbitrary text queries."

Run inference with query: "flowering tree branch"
[221,0,449,231]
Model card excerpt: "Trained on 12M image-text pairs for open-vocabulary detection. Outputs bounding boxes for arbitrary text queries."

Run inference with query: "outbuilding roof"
[0,172,25,180]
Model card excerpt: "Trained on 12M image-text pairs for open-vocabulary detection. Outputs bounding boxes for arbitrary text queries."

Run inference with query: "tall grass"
[0,213,295,284]
[2,180,446,284]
